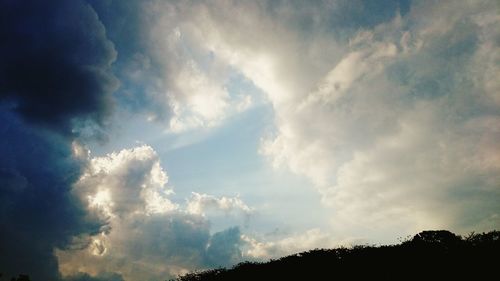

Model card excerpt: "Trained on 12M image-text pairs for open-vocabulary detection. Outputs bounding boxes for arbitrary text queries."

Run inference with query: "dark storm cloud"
[0,0,118,136]
[0,109,102,281]
[0,0,118,280]
[87,0,173,121]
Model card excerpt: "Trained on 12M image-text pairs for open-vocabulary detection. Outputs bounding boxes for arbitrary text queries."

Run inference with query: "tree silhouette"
[9,275,30,281]
[409,230,461,245]
[170,230,500,281]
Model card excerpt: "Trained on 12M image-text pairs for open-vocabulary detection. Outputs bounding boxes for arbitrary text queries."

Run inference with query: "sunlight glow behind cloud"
[58,145,251,281]
[1,0,499,280]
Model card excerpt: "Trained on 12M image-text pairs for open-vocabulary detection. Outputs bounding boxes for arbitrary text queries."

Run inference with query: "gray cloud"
[0,0,118,136]
[89,0,255,131]
[205,227,243,268]
[256,0,500,238]
[65,272,124,281]
[2,1,499,280]
[0,0,119,279]
[0,109,102,281]
[87,0,171,121]
[57,145,248,281]
[137,0,500,240]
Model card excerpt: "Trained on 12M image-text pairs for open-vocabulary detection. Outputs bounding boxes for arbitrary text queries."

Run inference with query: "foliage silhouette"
[7,275,30,281]
[170,230,499,280]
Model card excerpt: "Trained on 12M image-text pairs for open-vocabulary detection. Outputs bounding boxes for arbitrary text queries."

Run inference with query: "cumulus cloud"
[57,145,251,281]
[75,145,178,218]
[186,192,252,217]
[133,0,500,239]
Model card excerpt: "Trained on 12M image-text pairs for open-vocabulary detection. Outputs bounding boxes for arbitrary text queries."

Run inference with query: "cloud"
[0,109,102,281]
[145,1,258,131]
[256,0,500,237]
[57,146,250,281]
[0,1,118,279]
[88,1,254,132]
[186,192,252,217]
[75,145,178,217]
[205,227,243,267]
[140,0,500,239]
[2,1,499,280]
[64,272,124,281]
[0,0,118,136]
[241,229,340,260]
[0,3,256,279]
[86,0,171,121]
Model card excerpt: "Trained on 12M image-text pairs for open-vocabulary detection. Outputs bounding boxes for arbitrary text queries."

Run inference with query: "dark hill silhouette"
[171,230,500,281]
[3,231,498,281]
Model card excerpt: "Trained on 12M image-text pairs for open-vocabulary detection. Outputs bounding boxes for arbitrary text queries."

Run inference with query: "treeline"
[4,231,498,281]
[0,274,30,281]
[172,230,500,280]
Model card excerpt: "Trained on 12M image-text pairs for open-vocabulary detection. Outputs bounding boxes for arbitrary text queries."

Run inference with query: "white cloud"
[76,145,177,217]
[143,0,500,239]
[59,1,500,279]
[168,59,230,132]
[258,1,500,238]
[57,214,210,281]
[138,3,258,132]
[241,228,353,260]
[57,145,253,281]
[187,192,252,216]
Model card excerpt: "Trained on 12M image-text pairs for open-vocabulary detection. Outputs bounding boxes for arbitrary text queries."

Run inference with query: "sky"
[0,0,499,280]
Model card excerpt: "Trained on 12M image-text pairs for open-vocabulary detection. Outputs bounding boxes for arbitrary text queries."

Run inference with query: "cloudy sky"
[1,0,499,280]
